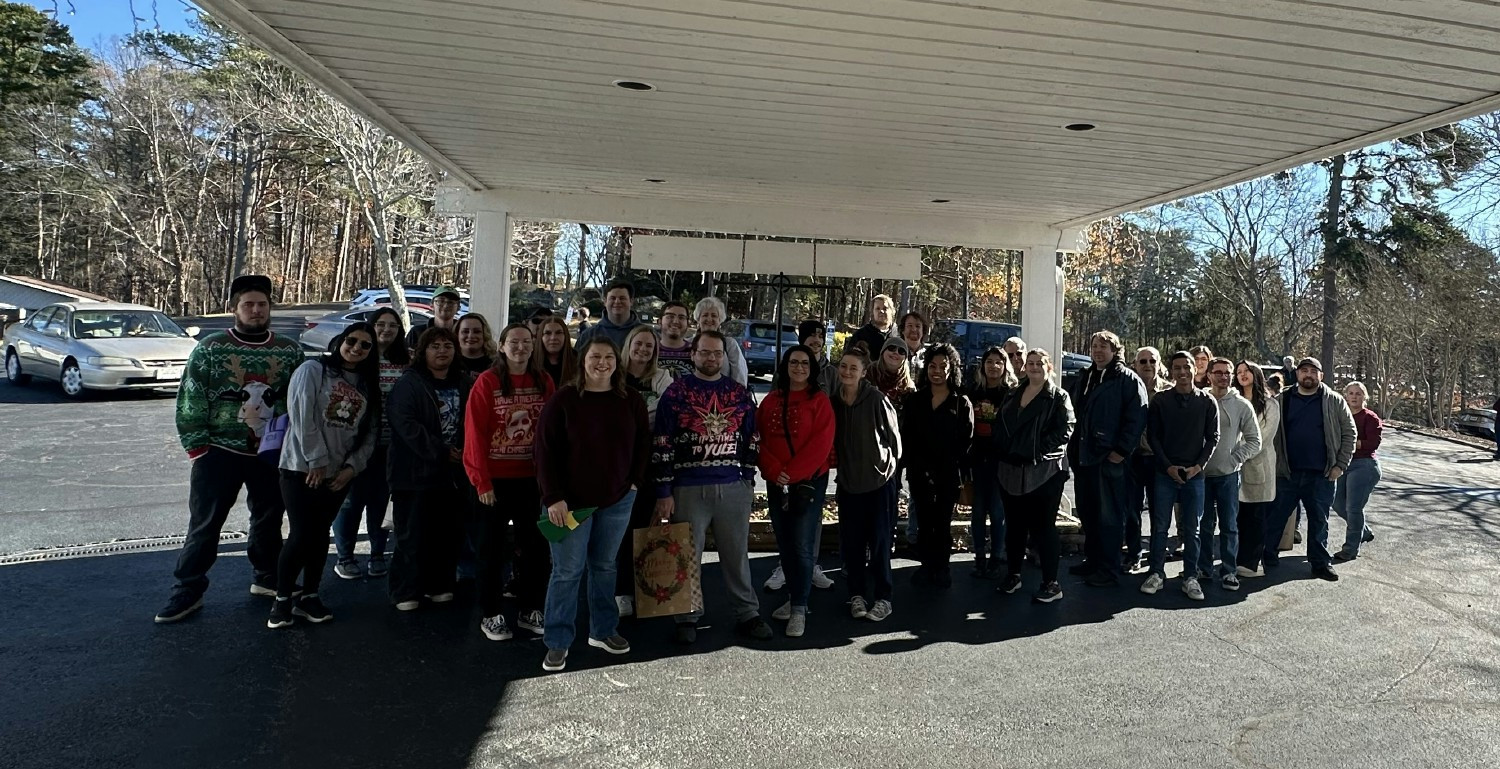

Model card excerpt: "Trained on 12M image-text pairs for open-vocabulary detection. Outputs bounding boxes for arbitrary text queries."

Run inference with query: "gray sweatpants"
[671,480,760,624]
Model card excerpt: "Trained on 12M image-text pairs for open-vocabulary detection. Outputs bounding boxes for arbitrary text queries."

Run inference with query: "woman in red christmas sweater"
[757,344,835,637]
[464,323,556,641]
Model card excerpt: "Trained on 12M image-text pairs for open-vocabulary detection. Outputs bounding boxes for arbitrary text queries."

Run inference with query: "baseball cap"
[1296,356,1323,372]
[432,285,461,301]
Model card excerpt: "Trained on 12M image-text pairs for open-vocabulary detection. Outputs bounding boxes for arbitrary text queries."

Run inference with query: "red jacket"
[463,369,554,493]
[757,387,835,483]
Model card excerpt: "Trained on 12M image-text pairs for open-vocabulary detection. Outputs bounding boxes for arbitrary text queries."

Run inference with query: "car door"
[34,307,72,374]
[14,306,56,370]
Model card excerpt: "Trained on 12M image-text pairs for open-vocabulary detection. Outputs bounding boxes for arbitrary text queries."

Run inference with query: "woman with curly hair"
[901,343,974,588]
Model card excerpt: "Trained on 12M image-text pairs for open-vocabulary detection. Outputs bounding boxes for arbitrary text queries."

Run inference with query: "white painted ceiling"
[203,0,1500,228]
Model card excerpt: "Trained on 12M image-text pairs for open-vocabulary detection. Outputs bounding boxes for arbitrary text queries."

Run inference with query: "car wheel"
[5,350,29,385]
[59,359,86,398]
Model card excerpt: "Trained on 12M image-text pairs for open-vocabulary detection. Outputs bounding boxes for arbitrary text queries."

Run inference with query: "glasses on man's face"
[662,313,688,322]
[696,350,725,359]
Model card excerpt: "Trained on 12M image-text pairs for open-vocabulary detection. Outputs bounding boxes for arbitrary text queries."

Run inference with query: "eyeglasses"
[346,339,373,351]
[787,360,811,367]
[662,313,689,321]
[1136,358,1156,365]
[696,350,725,358]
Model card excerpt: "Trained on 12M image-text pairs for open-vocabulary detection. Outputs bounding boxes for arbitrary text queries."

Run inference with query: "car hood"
[77,337,198,362]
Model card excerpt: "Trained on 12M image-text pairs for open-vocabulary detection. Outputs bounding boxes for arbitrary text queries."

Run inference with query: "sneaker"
[480,614,513,641]
[542,648,568,672]
[248,580,276,597]
[1235,565,1262,578]
[1293,530,1303,545]
[763,565,786,591]
[1313,566,1340,582]
[1085,571,1119,588]
[810,564,834,589]
[366,555,389,577]
[772,601,792,621]
[1333,549,1356,562]
[1140,572,1165,595]
[395,599,420,612]
[292,594,333,623]
[266,597,295,629]
[616,595,635,618]
[866,599,893,622]
[849,596,869,619]
[998,574,1023,594]
[425,592,455,604]
[154,593,203,624]
[1032,581,1063,604]
[735,617,774,640]
[588,635,631,655]
[674,624,698,644]
[334,559,362,580]
[1221,574,1241,592]
[502,579,517,599]
[786,611,806,637]
[1181,577,1204,601]
[1362,530,1375,543]
[1066,561,1096,576]
[517,609,544,635]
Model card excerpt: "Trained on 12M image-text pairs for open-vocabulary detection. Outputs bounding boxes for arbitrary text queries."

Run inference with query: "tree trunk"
[1320,154,1346,374]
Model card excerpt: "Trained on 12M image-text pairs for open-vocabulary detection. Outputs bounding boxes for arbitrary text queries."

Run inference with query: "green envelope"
[537,506,598,543]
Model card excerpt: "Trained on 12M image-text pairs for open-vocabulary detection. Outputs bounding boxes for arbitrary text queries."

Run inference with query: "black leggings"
[388,482,465,604]
[277,470,351,598]
[910,473,959,573]
[1000,471,1068,584]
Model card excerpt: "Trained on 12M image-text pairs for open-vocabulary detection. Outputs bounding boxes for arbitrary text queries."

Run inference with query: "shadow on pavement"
[0,379,175,405]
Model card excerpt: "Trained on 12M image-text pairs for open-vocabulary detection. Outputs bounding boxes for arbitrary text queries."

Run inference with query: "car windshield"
[72,310,187,339]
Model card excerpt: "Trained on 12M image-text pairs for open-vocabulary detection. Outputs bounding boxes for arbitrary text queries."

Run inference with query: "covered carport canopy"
[197,0,1500,357]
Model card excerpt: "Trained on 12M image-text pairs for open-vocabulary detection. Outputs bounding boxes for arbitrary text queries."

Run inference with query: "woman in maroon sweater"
[1333,381,1381,560]
[534,337,651,672]
[757,345,835,637]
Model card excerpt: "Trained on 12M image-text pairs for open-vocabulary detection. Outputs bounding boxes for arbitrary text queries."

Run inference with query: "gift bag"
[632,522,703,618]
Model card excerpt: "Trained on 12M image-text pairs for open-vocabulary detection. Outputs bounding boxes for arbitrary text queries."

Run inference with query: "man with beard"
[653,331,771,644]
[155,275,306,623]
[1266,357,1356,582]
[655,301,695,378]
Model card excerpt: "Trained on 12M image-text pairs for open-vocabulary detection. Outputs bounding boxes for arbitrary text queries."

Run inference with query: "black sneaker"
[1361,530,1375,544]
[997,574,1024,594]
[735,617,774,640]
[154,593,203,624]
[542,648,568,672]
[1085,571,1119,588]
[1066,561,1096,576]
[267,597,294,629]
[1033,581,1064,603]
[1312,567,1340,582]
[292,594,333,623]
[674,624,698,645]
[588,635,631,655]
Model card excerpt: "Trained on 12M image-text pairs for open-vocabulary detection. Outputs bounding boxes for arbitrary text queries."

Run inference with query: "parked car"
[351,286,469,314]
[1058,351,1091,390]
[4,302,199,397]
[724,319,800,378]
[937,319,1024,368]
[300,306,433,353]
[1453,408,1497,440]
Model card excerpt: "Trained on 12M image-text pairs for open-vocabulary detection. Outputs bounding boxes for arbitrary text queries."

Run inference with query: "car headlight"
[86,356,139,367]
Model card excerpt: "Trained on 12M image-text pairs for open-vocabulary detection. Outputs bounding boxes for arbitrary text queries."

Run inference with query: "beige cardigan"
[1239,397,1280,503]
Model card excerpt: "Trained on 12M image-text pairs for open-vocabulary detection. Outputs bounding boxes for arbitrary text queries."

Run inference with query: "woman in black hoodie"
[901,343,974,589]
[830,346,903,623]
[993,349,1075,604]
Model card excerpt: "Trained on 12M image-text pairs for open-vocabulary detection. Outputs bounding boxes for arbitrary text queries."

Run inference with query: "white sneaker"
[849,595,868,619]
[518,609,545,635]
[772,600,792,620]
[480,614,513,641]
[810,564,834,589]
[1181,576,1205,601]
[786,612,806,637]
[1236,565,1262,578]
[866,599,893,622]
[425,592,455,603]
[395,600,420,612]
[616,595,635,617]
[1140,572,1165,595]
[763,565,786,591]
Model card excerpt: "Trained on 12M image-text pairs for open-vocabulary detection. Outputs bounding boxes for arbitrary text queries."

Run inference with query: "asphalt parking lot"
[3,380,1500,768]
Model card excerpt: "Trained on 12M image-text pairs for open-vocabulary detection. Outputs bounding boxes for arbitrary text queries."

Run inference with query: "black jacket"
[850,323,895,358]
[900,387,975,487]
[386,367,470,491]
[994,378,1075,467]
[1067,357,1148,466]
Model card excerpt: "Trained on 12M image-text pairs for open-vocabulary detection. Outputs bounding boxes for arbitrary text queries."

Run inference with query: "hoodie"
[279,359,376,475]
[574,312,644,352]
[830,379,903,494]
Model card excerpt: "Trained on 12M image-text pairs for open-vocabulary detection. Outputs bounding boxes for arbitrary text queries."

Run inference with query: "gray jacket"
[831,379,903,494]
[1204,389,1263,477]
[1274,383,1356,478]
[279,359,376,475]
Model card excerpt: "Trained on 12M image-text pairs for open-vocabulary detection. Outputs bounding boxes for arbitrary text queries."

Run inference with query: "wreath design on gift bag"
[633,534,695,603]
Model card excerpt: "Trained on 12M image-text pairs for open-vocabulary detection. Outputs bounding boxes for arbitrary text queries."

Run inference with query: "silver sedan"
[4,302,199,397]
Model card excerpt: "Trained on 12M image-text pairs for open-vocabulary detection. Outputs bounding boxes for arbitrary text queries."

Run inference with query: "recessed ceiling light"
[931,198,951,203]
[613,80,656,92]
[644,178,667,183]
[1064,123,1097,132]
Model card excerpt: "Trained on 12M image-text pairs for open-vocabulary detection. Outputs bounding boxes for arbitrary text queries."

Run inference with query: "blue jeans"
[1198,472,1241,578]
[332,446,390,561]
[1269,470,1335,570]
[1149,472,1204,578]
[767,474,829,610]
[970,463,1005,562]
[1333,458,1381,556]
[543,489,636,650]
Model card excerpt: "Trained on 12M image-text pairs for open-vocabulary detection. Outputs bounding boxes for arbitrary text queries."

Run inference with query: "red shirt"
[463,369,555,493]
[757,387,835,483]
[1353,407,1383,460]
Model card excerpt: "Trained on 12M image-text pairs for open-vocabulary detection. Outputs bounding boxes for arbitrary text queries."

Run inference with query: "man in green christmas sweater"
[155,275,307,624]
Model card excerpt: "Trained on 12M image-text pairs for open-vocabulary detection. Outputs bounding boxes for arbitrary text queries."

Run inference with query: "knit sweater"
[757,387,835,484]
[535,386,651,509]
[375,358,404,446]
[653,374,759,497]
[462,368,555,493]
[175,329,305,458]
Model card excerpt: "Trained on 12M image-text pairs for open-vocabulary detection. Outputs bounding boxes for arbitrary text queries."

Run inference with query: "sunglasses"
[885,347,908,357]
[345,339,373,351]
[1136,358,1156,365]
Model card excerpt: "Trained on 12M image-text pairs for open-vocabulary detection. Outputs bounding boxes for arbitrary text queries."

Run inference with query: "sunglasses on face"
[345,339,373,351]
[1136,358,1156,365]
[886,347,907,357]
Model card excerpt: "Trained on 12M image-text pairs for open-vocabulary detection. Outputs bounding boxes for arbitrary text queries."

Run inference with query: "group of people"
[152,278,1383,673]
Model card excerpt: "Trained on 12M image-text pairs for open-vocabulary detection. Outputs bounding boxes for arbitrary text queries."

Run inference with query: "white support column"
[1022,244,1066,381]
[470,209,512,327]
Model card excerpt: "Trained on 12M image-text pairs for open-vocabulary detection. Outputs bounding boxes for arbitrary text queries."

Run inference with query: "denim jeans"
[767,474,829,609]
[1076,459,1133,578]
[332,445,390,561]
[969,462,1005,562]
[543,489,636,650]
[1198,472,1241,578]
[1268,470,1335,570]
[838,478,898,602]
[1149,472,1204,578]
[1333,458,1381,556]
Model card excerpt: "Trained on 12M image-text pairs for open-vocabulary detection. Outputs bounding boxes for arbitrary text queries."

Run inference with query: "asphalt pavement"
[3,381,1500,768]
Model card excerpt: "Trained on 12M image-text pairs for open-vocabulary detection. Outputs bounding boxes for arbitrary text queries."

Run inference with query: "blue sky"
[25,0,196,51]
